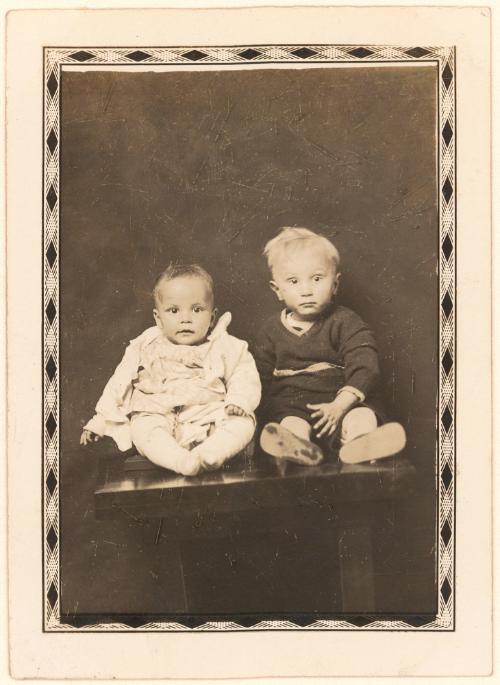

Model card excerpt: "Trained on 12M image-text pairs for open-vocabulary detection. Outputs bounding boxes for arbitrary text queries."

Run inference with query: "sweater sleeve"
[337,310,380,399]
[252,324,277,397]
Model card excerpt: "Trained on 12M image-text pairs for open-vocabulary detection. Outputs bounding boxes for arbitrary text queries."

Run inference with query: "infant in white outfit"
[81,264,261,476]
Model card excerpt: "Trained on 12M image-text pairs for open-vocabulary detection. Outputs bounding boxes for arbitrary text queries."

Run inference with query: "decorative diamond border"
[43,45,455,631]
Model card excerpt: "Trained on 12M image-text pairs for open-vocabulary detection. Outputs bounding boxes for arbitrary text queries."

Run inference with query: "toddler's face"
[154,276,215,345]
[271,245,340,321]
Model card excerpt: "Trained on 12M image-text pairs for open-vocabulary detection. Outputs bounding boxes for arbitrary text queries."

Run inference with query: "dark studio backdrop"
[60,65,438,616]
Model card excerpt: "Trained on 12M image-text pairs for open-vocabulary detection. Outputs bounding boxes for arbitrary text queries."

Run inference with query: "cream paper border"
[6,5,491,679]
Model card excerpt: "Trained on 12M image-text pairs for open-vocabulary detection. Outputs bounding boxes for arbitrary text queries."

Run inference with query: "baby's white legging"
[130,412,255,476]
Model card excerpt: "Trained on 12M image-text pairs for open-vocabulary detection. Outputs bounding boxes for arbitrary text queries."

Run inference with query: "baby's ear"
[210,307,218,327]
[269,280,283,301]
[153,308,162,328]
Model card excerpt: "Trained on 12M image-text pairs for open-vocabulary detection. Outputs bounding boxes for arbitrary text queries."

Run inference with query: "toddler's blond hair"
[263,227,340,274]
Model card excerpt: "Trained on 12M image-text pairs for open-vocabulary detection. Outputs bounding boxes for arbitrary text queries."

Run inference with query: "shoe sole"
[339,422,406,464]
[260,422,324,466]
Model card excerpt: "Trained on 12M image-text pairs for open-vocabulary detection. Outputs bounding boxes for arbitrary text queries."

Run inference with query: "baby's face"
[154,276,215,345]
[271,245,340,321]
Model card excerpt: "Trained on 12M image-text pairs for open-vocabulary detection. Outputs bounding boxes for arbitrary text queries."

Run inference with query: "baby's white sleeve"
[83,339,142,451]
[224,341,262,414]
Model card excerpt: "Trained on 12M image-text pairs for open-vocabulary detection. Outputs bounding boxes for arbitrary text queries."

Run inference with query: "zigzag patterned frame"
[43,44,456,632]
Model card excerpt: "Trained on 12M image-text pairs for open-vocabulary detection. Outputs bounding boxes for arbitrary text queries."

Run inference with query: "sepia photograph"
[51,49,444,627]
[6,4,492,679]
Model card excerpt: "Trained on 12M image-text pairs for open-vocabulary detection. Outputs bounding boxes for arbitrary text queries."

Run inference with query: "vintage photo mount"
[42,44,456,633]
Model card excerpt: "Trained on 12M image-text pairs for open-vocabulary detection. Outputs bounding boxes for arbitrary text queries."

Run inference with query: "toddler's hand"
[225,404,246,417]
[80,429,100,446]
[307,400,346,438]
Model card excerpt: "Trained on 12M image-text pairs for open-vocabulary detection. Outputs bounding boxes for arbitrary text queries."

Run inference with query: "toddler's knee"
[341,407,377,444]
[280,415,311,440]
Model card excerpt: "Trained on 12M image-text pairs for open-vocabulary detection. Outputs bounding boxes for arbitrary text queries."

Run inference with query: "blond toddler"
[255,227,406,466]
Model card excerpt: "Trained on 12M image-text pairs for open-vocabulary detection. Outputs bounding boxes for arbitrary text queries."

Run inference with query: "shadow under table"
[94,449,417,618]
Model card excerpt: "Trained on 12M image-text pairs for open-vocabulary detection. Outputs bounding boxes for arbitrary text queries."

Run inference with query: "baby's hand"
[225,404,246,417]
[307,400,346,438]
[80,429,100,446]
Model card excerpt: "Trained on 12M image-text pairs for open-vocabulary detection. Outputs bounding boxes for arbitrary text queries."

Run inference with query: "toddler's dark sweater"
[254,304,380,423]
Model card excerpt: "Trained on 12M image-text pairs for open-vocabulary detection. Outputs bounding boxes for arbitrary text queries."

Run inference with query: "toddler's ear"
[269,280,283,301]
[210,307,218,328]
[333,272,341,295]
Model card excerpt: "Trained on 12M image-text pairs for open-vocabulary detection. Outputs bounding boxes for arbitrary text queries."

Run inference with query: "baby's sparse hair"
[153,263,214,305]
[263,227,340,274]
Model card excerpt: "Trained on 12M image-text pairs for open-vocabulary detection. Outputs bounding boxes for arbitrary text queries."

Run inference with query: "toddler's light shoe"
[339,422,406,465]
[260,423,324,466]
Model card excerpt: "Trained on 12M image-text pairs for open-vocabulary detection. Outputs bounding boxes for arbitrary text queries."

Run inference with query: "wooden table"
[95,450,416,614]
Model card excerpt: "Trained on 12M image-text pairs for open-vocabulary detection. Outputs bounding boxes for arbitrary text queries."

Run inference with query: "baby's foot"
[175,450,202,477]
[260,423,324,466]
[339,422,406,465]
[189,445,222,473]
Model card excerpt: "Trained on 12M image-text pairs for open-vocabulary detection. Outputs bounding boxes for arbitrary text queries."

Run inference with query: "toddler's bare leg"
[190,415,255,471]
[130,414,201,476]
[260,416,323,466]
[280,416,312,440]
[339,407,406,464]
[340,407,378,444]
